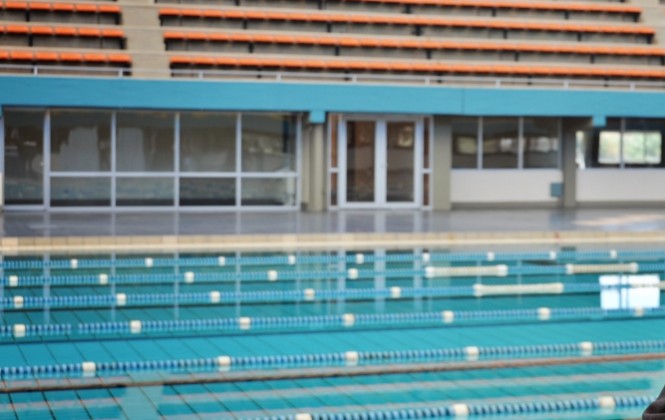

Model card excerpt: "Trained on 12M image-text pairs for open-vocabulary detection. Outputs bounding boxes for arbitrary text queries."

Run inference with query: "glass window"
[180,112,236,172]
[423,173,429,207]
[346,121,376,203]
[116,177,174,206]
[623,118,665,168]
[50,177,111,207]
[482,117,518,169]
[523,118,559,169]
[592,118,621,168]
[241,177,296,206]
[4,109,44,205]
[452,117,478,169]
[386,121,415,203]
[51,110,111,172]
[598,132,621,165]
[330,172,338,206]
[241,114,297,172]
[117,112,174,172]
[179,177,236,206]
[622,132,659,165]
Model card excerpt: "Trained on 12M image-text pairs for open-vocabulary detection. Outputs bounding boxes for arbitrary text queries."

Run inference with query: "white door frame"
[338,115,423,209]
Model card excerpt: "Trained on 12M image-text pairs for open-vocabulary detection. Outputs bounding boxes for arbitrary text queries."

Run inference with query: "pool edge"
[2,230,665,254]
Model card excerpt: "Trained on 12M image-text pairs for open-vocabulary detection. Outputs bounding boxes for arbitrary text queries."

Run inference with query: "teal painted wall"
[1,76,664,118]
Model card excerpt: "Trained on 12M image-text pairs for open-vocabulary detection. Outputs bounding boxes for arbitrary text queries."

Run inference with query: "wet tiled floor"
[3,208,665,237]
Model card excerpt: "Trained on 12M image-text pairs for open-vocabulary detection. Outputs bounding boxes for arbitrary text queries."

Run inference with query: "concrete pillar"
[561,118,592,209]
[118,0,170,78]
[306,123,326,212]
[432,116,452,211]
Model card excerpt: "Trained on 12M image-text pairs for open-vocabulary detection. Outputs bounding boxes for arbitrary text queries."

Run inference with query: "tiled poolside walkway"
[3,208,665,237]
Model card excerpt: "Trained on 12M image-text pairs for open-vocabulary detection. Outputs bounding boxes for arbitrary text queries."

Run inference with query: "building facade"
[2,77,665,212]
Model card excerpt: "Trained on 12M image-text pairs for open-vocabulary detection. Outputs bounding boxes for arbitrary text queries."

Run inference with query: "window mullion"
[620,117,625,169]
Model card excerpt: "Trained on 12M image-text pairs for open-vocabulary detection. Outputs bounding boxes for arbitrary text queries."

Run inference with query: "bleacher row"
[169,55,665,78]
[0,0,127,71]
[163,31,665,57]
[156,0,642,21]
[1,0,665,82]
[1,1,120,14]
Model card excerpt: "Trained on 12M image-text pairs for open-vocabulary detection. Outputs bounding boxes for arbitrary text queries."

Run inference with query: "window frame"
[452,116,562,170]
[3,107,302,211]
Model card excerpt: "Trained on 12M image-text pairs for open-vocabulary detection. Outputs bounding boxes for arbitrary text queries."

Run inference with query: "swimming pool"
[0,247,663,419]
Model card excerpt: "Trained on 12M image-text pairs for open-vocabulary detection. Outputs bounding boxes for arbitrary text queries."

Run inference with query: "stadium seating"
[0,0,662,82]
[0,0,128,74]
[0,2,121,24]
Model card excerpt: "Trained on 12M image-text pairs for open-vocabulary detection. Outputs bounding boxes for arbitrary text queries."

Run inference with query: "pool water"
[0,248,664,419]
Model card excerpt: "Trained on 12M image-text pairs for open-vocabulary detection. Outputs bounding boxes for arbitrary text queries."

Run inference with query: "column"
[432,116,452,211]
[306,121,326,212]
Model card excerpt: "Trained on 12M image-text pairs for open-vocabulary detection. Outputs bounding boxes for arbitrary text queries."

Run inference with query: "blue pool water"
[0,247,664,419]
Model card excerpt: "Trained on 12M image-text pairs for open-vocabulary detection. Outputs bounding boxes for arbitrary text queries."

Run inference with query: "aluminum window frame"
[3,108,302,212]
[453,116,562,171]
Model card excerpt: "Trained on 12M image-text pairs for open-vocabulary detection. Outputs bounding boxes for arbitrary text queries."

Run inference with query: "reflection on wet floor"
[5,208,665,237]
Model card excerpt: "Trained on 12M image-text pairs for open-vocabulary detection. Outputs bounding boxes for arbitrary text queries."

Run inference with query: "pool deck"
[2,208,665,253]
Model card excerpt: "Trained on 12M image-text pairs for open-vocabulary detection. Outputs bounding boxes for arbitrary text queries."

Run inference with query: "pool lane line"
[0,388,653,419]
[0,388,652,419]
[65,369,665,402]
[1,340,665,382]
[4,305,664,341]
[6,261,665,288]
[257,393,651,420]
[1,281,661,310]
[2,352,665,393]
[3,248,665,270]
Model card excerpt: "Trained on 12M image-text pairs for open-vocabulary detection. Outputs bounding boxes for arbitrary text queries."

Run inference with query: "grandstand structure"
[1,0,665,211]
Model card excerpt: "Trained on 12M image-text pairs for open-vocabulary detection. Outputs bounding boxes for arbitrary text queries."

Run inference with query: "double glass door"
[339,117,423,208]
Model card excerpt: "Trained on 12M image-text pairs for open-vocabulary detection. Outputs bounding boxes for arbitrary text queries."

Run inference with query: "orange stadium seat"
[59,52,84,61]
[1,1,120,14]
[107,52,130,63]
[0,48,130,63]
[0,24,124,38]
[158,7,655,37]
[162,31,665,58]
[169,54,665,79]
[337,0,641,15]
[34,51,58,60]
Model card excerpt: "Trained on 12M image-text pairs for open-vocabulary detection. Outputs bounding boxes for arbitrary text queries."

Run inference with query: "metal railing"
[3,63,665,92]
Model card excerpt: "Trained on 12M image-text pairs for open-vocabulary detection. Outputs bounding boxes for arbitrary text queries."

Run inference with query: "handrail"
[3,63,665,91]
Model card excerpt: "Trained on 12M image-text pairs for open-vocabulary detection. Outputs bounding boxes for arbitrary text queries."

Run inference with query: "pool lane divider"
[77,305,665,336]
[1,281,663,310]
[270,395,651,420]
[2,305,663,340]
[3,248,665,270]
[1,340,665,381]
[3,352,665,393]
[4,261,665,288]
